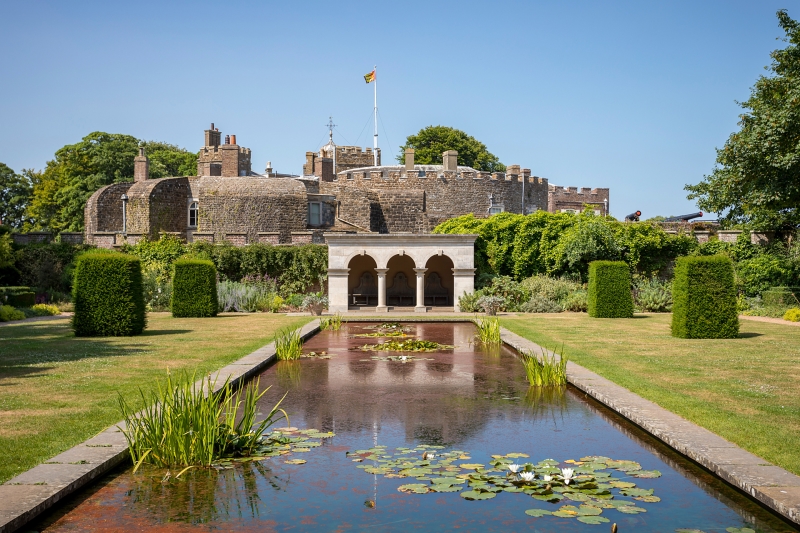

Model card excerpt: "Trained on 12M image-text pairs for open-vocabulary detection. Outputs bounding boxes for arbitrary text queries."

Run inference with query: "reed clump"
[118,371,288,474]
[275,326,303,360]
[521,347,568,387]
[320,312,344,331]
[473,316,501,344]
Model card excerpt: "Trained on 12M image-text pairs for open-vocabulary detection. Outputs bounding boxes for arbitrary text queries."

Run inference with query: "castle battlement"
[548,185,607,195]
[336,166,546,185]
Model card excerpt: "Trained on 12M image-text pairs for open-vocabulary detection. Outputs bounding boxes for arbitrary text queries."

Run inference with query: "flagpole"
[373,65,378,166]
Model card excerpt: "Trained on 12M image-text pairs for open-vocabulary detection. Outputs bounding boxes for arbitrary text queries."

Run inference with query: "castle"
[84,124,610,248]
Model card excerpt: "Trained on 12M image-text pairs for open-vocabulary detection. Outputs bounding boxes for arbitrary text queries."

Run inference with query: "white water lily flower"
[508,464,521,473]
[561,467,575,485]
[519,472,535,482]
[543,474,552,482]
[400,355,408,362]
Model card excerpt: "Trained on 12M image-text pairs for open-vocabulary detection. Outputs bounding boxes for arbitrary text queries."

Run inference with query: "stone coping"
[500,327,800,526]
[3,317,798,529]
[0,319,321,533]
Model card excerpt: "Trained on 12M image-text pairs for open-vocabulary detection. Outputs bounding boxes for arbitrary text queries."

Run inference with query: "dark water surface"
[33,322,798,532]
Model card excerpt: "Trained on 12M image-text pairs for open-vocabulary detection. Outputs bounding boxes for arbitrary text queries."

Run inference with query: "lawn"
[0,312,311,483]
[501,313,800,476]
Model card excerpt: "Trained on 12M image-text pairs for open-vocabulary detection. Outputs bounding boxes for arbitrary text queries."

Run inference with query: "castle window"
[308,202,322,226]
[188,201,198,227]
[489,206,504,215]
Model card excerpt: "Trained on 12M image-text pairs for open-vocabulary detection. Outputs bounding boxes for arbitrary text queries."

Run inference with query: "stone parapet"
[291,231,313,245]
[11,232,53,245]
[59,232,84,245]
[256,232,280,245]
[225,233,248,246]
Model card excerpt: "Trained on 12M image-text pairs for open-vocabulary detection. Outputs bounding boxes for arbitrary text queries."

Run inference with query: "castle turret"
[134,147,149,182]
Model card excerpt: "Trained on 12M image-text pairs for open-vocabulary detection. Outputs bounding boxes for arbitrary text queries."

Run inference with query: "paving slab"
[498,325,800,526]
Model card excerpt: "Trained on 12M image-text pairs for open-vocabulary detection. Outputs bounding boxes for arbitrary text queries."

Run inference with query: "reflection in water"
[33,322,799,533]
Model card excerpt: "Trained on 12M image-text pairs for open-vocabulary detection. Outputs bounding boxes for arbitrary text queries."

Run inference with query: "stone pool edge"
[0,319,321,533]
[499,326,800,526]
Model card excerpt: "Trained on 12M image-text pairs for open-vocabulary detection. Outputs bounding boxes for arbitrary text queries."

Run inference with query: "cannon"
[624,211,641,222]
[664,212,703,222]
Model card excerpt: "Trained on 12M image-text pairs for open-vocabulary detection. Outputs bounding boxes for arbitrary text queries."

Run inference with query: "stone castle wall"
[548,186,609,214]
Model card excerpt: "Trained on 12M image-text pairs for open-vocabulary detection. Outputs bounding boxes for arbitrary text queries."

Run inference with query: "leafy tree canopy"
[26,133,198,232]
[0,163,34,229]
[397,126,506,173]
[686,10,800,230]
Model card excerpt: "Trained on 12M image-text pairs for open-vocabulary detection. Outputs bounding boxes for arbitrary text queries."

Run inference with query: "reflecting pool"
[33,322,798,532]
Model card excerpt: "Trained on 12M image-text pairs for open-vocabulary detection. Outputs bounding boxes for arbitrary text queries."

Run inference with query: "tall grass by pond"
[118,371,288,474]
[275,327,303,360]
[521,347,568,387]
[473,316,501,344]
[320,312,344,331]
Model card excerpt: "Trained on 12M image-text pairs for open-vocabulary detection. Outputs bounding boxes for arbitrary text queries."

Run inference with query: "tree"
[397,126,506,172]
[686,10,800,230]
[27,132,198,232]
[0,163,33,229]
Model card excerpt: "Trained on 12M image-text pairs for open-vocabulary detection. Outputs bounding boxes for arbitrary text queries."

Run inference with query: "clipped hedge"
[0,286,35,308]
[72,252,146,336]
[171,259,218,318]
[671,255,739,339]
[587,261,633,318]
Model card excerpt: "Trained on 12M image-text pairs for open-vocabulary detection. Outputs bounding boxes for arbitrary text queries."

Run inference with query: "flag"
[364,70,375,83]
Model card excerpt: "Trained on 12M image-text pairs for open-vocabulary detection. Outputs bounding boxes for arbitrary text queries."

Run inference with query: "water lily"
[400,355,408,362]
[508,464,521,474]
[561,467,574,485]
[519,471,535,482]
[543,474,552,482]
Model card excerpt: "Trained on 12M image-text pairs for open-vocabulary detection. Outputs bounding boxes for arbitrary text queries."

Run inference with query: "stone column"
[327,268,350,313]
[376,268,389,312]
[414,268,427,313]
[452,268,477,312]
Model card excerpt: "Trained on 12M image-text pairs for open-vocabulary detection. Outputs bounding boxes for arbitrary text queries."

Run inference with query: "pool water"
[33,322,798,532]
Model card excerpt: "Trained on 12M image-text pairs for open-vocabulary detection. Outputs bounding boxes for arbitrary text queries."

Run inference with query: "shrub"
[269,295,284,313]
[284,293,305,309]
[30,303,60,316]
[520,296,563,313]
[477,295,504,316]
[217,281,275,313]
[562,290,588,312]
[171,259,218,318]
[480,276,530,311]
[671,255,739,339]
[633,276,673,312]
[762,286,800,307]
[587,261,633,318]
[784,308,800,322]
[520,275,581,303]
[458,291,482,313]
[0,286,35,308]
[301,292,328,316]
[72,252,146,336]
[0,305,25,322]
[142,266,172,312]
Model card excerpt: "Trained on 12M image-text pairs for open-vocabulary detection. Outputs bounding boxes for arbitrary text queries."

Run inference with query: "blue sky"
[0,0,794,219]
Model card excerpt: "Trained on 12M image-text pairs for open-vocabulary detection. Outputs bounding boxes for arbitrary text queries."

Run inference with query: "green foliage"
[473,316,501,344]
[434,212,692,282]
[784,307,800,321]
[320,312,344,331]
[275,326,303,360]
[26,132,197,232]
[520,296,563,313]
[671,255,739,339]
[30,303,60,316]
[0,305,25,322]
[15,242,93,294]
[480,276,530,311]
[458,292,481,313]
[521,347,568,387]
[5,291,34,308]
[686,10,800,230]
[171,259,218,318]
[0,233,16,271]
[633,276,673,312]
[72,252,146,336]
[587,261,634,318]
[561,290,589,312]
[126,236,328,296]
[119,371,287,470]
[142,267,172,311]
[0,163,33,229]
[396,125,506,173]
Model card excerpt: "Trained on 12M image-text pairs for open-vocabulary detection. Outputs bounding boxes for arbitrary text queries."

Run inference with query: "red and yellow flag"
[364,70,376,83]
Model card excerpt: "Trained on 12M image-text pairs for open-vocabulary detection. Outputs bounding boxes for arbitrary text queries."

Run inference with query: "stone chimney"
[304,152,316,176]
[442,150,458,171]
[404,148,415,171]
[134,147,149,182]
[204,123,221,147]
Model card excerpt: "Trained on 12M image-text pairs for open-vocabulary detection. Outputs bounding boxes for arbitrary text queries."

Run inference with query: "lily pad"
[726,529,756,533]
[284,459,306,465]
[675,530,707,533]
[617,506,647,514]
[430,485,462,492]
[398,483,429,494]
[635,495,662,503]
[524,509,552,517]
[577,515,610,524]
[628,469,662,478]
[460,490,496,500]
[577,505,603,516]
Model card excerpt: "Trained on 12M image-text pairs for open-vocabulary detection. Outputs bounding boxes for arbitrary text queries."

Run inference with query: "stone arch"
[386,254,416,306]
[347,254,378,307]
[424,254,455,307]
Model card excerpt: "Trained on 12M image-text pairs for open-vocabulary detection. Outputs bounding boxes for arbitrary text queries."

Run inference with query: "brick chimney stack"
[134,146,149,182]
[404,148,415,171]
[442,150,458,171]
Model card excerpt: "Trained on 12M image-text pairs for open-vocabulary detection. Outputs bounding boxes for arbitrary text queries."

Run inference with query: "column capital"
[413,268,428,274]
[375,268,390,275]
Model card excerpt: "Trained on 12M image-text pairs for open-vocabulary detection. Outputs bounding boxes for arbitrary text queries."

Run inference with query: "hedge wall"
[72,252,146,336]
[0,286,35,307]
[171,259,218,318]
[587,261,633,318]
[671,255,739,339]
